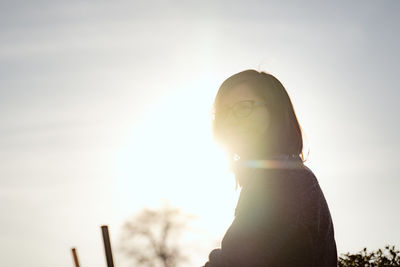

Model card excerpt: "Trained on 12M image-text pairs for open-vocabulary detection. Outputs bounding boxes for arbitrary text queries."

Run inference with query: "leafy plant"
[338,245,400,267]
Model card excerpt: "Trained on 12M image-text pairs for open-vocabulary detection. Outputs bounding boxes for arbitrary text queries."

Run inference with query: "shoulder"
[234,165,318,222]
[246,165,318,202]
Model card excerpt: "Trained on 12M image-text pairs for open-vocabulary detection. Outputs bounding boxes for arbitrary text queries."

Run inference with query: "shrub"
[338,245,400,267]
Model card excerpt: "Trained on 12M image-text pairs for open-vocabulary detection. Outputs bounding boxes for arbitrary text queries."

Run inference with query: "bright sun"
[112,77,241,246]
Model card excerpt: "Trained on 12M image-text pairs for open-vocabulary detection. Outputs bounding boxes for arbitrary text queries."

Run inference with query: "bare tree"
[117,202,196,267]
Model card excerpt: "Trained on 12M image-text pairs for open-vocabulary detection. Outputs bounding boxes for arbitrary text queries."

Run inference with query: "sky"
[1,1,399,266]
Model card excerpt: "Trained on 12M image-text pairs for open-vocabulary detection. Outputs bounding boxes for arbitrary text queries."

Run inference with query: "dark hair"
[211,69,308,164]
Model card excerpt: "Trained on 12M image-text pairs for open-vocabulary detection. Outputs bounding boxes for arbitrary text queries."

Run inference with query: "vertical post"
[71,247,81,267]
[101,225,115,267]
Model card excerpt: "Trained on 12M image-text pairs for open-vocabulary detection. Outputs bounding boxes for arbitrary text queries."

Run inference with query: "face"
[218,83,271,159]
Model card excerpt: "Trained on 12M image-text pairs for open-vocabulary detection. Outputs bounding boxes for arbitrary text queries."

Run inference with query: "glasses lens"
[234,101,253,118]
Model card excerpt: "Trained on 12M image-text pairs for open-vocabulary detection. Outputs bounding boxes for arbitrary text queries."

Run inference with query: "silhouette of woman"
[202,70,337,267]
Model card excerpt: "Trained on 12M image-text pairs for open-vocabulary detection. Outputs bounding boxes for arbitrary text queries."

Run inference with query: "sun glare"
[112,77,241,244]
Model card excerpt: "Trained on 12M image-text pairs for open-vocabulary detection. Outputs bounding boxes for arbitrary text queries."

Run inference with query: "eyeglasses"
[214,100,268,122]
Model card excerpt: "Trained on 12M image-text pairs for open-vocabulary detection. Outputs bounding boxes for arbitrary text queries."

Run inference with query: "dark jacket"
[202,159,337,267]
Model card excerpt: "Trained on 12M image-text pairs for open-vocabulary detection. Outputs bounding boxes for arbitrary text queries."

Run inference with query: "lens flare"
[236,155,304,170]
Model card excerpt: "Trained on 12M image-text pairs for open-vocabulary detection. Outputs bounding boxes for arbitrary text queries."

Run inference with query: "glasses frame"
[214,99,268,122]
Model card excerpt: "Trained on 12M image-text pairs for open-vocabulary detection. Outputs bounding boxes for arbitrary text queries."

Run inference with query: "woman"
[202,70,337,267]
